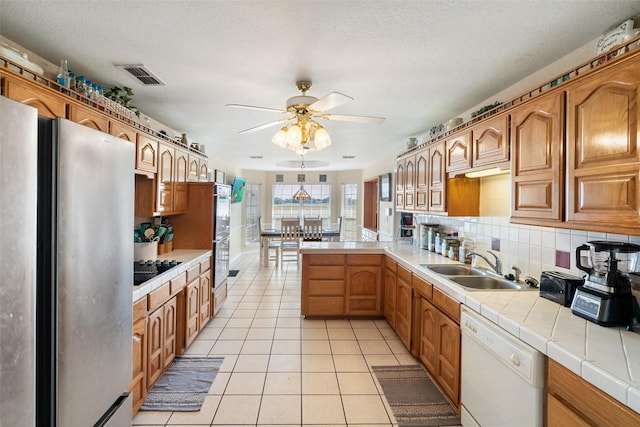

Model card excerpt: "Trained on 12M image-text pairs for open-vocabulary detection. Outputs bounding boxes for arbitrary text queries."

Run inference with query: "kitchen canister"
[134,241,157,261]
[419,223,440,250]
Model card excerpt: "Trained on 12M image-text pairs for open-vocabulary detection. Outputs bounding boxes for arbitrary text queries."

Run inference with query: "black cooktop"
[134,260,182,286]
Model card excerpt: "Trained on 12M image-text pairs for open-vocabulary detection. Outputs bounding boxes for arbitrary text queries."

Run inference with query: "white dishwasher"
[460,307,545,427]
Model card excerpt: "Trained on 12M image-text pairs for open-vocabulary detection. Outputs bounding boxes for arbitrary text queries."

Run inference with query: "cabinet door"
[162,296,177,369]
[188,156,200,182]
[383,267,397,328]
[546,393,591,427]
[395,160,405,209]
[511,91,565,224]
[419,298,438,376]
[345,265,382,315]
[156,143,175,214]
[67,103,109,133]
[429,141,446,212]
[472,113,509,166]
[395,267,413,350]
[185,280,200,348]
[2,73,66,118]
[415,151,429,211]
[199,270,211,328]
[173,148,189,213]
[446,131,472,172]
[199,159,209,181]
[404,156,415,209]
[136,135,158,173]
[129,317,147,414]
[110,121,137,144]
[566,54,640,232]
[146,307,164,387]
[437,313,460,405]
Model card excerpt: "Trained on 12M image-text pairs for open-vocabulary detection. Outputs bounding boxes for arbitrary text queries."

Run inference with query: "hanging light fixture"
[293,157,311,201]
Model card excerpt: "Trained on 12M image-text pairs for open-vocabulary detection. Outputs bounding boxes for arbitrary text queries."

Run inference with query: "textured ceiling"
[1,1,640,171]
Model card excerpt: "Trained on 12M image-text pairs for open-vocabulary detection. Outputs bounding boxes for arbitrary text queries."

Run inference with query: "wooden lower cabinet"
[383,257,397,328]
[185,279,200,348]
[345,255,383,315]
[146,306,164,387]
[162,296,177,370]
[129,297,148,414]
[199,264,211,328]
[395,265,413,349]
[546,359,640,426]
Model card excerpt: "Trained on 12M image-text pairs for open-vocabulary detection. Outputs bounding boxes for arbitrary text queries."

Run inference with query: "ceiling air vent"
[116,64,166,86]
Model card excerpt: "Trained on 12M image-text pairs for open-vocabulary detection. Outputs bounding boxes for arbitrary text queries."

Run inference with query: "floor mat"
[372,364,460,426]
[140,356,223,412]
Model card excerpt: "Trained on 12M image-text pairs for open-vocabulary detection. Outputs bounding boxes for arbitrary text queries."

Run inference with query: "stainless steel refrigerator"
[214,183,231,289]
[0,96,133,426]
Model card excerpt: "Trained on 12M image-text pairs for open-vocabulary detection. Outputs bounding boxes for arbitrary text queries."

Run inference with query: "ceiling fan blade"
[319,113,386,124]
[308,92,353,112]
[238,118,290,134]
[226,103,285,113]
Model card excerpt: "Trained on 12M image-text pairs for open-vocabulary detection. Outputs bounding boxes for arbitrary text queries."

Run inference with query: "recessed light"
[342,155,356,159]
[250,155,263,159]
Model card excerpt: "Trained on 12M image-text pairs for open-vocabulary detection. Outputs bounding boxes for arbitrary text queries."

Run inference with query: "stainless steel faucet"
[511,265,521,282]
[466,250,503,275]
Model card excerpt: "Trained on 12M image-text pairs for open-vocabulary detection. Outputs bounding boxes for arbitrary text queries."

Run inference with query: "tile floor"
[133,250,462,426]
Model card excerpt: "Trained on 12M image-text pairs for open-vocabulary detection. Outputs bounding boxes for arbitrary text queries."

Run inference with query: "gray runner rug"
[140,356,223,412]
[372,364,460,426]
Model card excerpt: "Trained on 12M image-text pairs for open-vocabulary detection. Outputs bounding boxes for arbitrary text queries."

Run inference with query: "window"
[244,184,261,245]
[272,184,331,227]
[342,183,358,241]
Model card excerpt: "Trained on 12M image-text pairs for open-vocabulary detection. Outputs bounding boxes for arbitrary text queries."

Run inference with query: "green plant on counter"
[471,101,502,118]
[104,86,140,117]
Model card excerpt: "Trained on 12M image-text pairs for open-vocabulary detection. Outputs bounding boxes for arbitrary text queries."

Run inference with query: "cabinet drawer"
[308,265,344,280]
[170,272,187,296]
[147,282,170,312]
[308,254,346,265]
[347,254,383,265]
[384,256,397,272]
[433,288,460,323]
[306,297,345,315]
[397,265,412,283]
[413,275,433,300]
[308,280,345,296]
[200,257,211,273]
[133,297,148,322]
[186,264,200,283]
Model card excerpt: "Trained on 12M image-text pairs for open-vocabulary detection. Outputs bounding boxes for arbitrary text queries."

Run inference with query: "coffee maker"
[570,241,640,328]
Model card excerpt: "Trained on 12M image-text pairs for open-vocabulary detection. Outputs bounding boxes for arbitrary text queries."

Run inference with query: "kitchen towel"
[372,364,460,426]
[140,356,223,412]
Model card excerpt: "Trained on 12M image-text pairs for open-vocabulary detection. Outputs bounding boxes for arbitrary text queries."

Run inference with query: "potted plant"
[103,86,140,117]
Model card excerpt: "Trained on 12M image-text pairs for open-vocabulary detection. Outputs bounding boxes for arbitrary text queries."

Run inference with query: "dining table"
[260,227,340,264]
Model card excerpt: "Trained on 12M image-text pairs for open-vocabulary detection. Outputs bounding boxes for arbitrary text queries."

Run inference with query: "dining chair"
[280,217,301,267]
[303,217,323,241]
[258,216,279,265]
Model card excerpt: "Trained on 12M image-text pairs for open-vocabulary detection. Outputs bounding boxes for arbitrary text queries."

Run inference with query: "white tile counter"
[300,242,640,413]
[132,249,212,302]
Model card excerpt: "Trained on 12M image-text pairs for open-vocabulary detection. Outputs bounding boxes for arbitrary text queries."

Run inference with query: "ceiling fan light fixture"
[271,127,289,147]
[314,126,331,150]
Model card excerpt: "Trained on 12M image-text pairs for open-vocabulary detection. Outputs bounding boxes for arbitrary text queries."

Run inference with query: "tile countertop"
[300,242,640,413]
[132,249,212,302]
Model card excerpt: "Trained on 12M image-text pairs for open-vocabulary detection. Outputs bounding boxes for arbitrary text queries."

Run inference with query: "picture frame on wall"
[379,172,392,202]
[214,169,225,184]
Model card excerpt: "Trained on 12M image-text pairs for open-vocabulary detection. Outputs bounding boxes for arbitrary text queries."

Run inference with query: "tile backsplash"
[413,214,640,281]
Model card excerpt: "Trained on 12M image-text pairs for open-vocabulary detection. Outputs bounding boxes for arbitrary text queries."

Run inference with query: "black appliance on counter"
[134,260,182,286]
[571,241,640,328]
[539,271,584,307]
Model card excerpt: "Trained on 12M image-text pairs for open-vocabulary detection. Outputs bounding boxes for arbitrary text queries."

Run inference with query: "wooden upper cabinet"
[67,103,109,133]
[404,155,416,210]
[566,53,640,232]
[511,90,565,224]
[395,160,405,209]
[472,113,509,166]
[415,151,429,211]
[2,73,66,118]
[445,131,472,172]
[156,143,175,214]
[136,135,158,173]
[199,159,209,181]
[428,141,446,212]
[174,148,189,213]
[188,156,200,182]
[110,121,137,143]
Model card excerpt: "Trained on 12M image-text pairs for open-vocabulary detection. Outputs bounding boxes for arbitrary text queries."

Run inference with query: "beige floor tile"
[342,395,392,424]
[246,327,275,340]
[208,371,230,394]
[333,354,369,372]
[364,354,399,368]
[354,328,384,340]
[183,339,215,356]
[302,340,331,354]
[302,328,329,340]
[302,395,346,425]
[271,340,301,354]
[132,410,171,425]
[386,339,411,355]
[302,354,336,372]
[276,316,302,328]
[328,328,356,340]
[396,353,420,365]
[268,354,302,372]
[254,308,279,317]
[302,372,340,394]
[280,302,301,310]
[217,354,238,372]
[252,317,278,327]
[234,354,270,372]
[263,372,302,394]
[325,319,352,328]
[210,340,244,355]
[350,319,378,329]
[278,309,301,317]
[167,394,221,425]
[274,327,302,340]
[337,372,379,394]
[196,327,223,340]
[330,340,362,355]
[379,328,399,340]
[358,340,393,355]
[225,318,254,328]
[233,309,258,318]
[211,395,261,425]
[301,318,326,329]
[224,371,265,395]
[240,340,272,354]
[218,327,249,340]
[257,395,301,425]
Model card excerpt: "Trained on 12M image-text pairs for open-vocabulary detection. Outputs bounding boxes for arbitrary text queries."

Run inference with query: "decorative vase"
[181,133,188,145]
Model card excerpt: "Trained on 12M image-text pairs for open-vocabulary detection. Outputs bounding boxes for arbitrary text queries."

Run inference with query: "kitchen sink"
[422,263,536,291]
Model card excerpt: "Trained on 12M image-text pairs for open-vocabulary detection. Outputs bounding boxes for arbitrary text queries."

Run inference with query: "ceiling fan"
[227,80,385,154]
